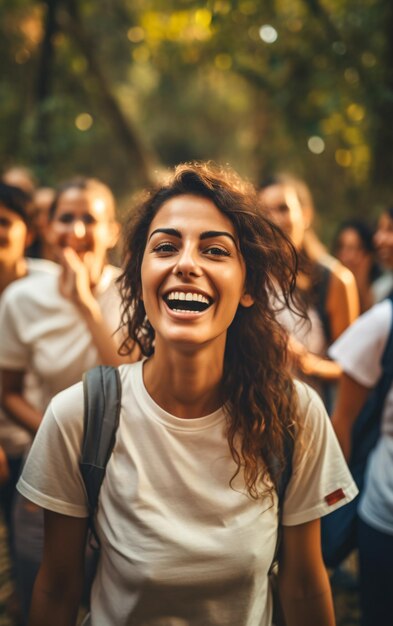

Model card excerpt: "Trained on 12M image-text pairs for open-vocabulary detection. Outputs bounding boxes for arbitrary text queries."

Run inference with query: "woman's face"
[48,188,118,268]
[335,228,370,274]
[0,204,28,265]
[141,194,253,353]
[374,212,393,269]
[258,184,307,250]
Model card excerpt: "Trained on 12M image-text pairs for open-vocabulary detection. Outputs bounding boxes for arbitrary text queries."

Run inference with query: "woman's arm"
[0,445,9,485]
[28,510,88,626]
[59,248,139,365]
[1,369,42,434]
[278,519,335,626]
[327,267,359,341]
[288,337,342,381]
[331,373,370,460]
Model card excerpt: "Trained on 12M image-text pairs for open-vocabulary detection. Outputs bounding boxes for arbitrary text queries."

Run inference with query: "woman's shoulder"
[293,379,326,421]
[292,379,332,445]
[318,254,355,287]
[335,299,392,345]
[1,267,58,304]
[49,381,85,430]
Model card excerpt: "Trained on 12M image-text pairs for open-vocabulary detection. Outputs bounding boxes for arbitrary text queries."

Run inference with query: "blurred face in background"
[0,203,28,265]
[258,183,310,250]
[48,187,120,280]
[32,187,55,239]
[374,212,393,269]
[335,227,371,275]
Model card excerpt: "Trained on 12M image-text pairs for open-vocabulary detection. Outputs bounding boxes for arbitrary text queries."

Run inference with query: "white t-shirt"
[0,258,59,457]
[0,263,122,418]
[18,361,357,626]
[274,296,329,407]
[372,271,393,303]
[329,299,393,535]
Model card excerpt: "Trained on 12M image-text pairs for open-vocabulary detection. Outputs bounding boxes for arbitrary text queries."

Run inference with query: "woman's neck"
[143,342,225,419]
[0,257,28,296]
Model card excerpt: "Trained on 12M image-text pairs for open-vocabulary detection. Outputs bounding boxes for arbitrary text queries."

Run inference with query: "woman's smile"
[163,288,214,315]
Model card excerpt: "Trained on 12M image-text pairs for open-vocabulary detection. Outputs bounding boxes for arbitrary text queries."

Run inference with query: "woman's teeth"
[165,291,211,312]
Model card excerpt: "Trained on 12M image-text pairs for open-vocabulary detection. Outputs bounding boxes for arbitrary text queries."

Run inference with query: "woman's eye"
[204,246,230,257]
[57,213,74,224]
[154,242,177,253]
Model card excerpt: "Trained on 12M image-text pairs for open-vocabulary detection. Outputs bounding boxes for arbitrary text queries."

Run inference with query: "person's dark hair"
[386,206,393,221]
[333,219,375,254]
[48,177,116,221]
[119,162,301,499]
[333,218,381,282]
[0,182,32,224]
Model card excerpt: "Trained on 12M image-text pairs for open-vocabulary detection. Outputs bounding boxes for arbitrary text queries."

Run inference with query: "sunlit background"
[1,0,392,242]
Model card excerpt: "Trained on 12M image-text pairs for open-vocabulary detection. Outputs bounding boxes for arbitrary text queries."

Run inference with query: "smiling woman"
[16,163,357,626]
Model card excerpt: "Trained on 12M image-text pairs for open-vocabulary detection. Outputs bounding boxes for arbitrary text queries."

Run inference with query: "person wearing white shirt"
[19,164,356,626]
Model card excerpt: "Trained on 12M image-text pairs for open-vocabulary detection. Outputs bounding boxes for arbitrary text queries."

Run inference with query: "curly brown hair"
[119,162,301,499]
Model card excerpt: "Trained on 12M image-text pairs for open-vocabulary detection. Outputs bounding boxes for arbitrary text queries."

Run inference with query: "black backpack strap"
[80,365,122,544]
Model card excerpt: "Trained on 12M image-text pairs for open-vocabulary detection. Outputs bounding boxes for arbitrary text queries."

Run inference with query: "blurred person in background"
[0,182,56,536]
[26,187,57,261]
[2,166,36,196]
[372,206,393,302]
[0,181,57,624]
[259,174,359,411]
[0,176,138,620]
[333,219,380,313]
[328,210,393,625]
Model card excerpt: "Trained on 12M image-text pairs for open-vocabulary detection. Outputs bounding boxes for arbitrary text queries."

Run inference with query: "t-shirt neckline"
[131,360,226,431]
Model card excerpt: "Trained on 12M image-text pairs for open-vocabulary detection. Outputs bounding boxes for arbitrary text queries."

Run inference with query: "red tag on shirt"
[325,488,346,506]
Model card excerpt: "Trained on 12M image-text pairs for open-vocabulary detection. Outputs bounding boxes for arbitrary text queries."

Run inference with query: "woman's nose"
[174,246,201,277]
[72,219,87,238]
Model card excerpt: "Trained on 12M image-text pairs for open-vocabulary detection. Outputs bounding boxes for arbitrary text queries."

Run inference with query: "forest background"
[1,0,392,244]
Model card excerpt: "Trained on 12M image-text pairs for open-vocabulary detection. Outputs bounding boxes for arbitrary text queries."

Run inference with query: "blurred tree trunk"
[35,0,59,170]
[62,0,155,187]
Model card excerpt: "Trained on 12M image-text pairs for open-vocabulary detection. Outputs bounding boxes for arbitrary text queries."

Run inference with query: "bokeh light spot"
[195,8,212,27]
[335,149,352,167]
[308,136,325,154]
[127,26,145,43]
[344,68,359,85]
[346,103,365,122]
[361,51,377,68]
[75,114,93,131]
[259,25,278,44]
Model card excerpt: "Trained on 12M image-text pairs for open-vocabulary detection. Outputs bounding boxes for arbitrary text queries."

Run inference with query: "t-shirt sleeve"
[17,382,88,517]
[282,382,358,526]
[0,287,30,370]
[328,300,392,387]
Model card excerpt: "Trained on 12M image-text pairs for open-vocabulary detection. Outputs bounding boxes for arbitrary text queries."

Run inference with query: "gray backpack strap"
[268,423,295,566]
[80,365,121,543]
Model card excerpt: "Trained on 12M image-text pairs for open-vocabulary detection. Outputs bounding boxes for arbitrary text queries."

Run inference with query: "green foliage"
[0,0,392,239]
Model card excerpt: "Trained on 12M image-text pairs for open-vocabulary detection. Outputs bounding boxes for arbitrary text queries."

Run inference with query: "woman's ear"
[240,291,254,308]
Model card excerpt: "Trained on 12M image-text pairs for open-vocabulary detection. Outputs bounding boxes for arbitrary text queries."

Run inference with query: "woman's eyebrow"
[148,227,238,247]
[148,228,181,241]
[200,231,238,246]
